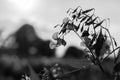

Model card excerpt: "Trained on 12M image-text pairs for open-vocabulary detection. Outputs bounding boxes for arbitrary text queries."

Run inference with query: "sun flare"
[9,0,37,12]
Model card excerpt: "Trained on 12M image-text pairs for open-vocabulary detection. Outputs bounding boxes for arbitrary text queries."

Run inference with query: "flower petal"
[52,32,59,40]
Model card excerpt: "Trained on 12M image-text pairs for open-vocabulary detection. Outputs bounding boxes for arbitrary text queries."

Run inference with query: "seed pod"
[82,8,95,14]
[113,38,117,47]
[72,6,80,13]
[80,23,84,32]
[77,9,82,18]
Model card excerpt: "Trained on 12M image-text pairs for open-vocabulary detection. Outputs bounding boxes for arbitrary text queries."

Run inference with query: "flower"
[52,32,59,40]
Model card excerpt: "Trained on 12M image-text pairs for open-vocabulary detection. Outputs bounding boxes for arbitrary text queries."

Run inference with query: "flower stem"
[73,30,105,73]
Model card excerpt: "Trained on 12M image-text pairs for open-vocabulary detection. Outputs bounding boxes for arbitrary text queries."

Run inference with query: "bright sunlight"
[8,0,38,13]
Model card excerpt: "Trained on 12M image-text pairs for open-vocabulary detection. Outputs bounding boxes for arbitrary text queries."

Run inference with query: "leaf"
[93,29,105,57]
[82,8,95,14]
[94,20,104,29]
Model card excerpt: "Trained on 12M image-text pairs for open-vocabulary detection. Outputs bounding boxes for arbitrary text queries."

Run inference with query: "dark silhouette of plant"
[49,6,120,80]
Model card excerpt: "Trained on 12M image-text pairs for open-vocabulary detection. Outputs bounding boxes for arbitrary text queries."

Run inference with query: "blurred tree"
[15,24,55,57]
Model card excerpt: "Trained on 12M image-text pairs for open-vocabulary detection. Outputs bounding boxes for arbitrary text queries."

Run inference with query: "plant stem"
[73,30,95,57]
[73,30,105,73]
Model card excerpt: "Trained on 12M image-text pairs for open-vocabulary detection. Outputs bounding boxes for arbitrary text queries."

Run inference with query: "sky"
[0,0,120,57]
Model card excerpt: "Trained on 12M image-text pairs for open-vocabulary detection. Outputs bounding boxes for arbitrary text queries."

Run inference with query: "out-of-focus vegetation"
[0,24,55,80]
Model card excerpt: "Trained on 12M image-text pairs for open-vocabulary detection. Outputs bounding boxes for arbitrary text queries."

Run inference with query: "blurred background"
[0,0,119,80]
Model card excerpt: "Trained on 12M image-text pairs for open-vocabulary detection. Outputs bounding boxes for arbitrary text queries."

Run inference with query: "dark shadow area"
[15,24,55,57]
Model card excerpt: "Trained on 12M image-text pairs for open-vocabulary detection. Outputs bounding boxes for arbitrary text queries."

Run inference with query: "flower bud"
[52,32,59,40]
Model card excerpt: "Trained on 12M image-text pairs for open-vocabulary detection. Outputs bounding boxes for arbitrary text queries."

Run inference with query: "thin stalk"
[63,68,81,75]
[101,26,116,63]
[63,63,93,76]
[103,47,120,63]
[73,30,95,57]
[73,30,105,73]
[97,58,105,73]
